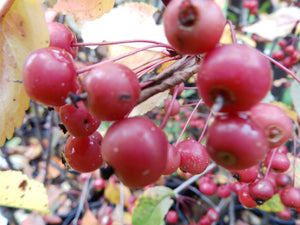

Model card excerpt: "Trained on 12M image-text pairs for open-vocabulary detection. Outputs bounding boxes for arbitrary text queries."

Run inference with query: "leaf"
[81,209,98,225]
[256,194,284,212]
[52,0,115,21]
[80,2,168,69]
[0,0,49,146]
[269,101,298,122]
[0,170,50,214]
[129,91,169,117]
[132,186,174,225]
[242,7,300,41]
[104,181,131,205]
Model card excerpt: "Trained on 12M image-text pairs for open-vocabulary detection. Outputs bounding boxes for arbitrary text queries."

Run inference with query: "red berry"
[278,208,292,220]
[230,164,260,183]
[59,101,101,137]
[163,0,225,54]
[101,117,168,188]
[169,82,185,96]
[177,139,210,174]
[82,62,141,121]
[264,151,290,173]
[248,179,275,205]
[217,184,231,198]
[93,178,106,190]
[278,39,287,48]
[206,114,268,170]
[163,144,181,175]
[272,50,285,60]
[238,185,258,208]
[164,98,181,116]
[250,103,293,148]
[285,45,295,55]
[280,186,300,208]
[206,208,219,222]
[276,173,292,188]
[63,131,103,173]
[23,47,78,106]
[47,22,78,58]
[165,210,178,224]
[198,215,211,225]
[199,178,217,196]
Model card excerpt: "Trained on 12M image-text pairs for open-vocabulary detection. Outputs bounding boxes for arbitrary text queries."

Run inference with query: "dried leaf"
[270,101,298,122]
[104,181,132,205]
[82,209,98,225]
[0,170,50,214]
[130,91,169,117]
[242,7,300,41]
[0,0,49,146]
[81,2,168,69]
[53,0,115,21]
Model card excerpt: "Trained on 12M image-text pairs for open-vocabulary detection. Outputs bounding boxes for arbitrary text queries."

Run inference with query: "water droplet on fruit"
[142,170,150,176]
[113,147,119,152]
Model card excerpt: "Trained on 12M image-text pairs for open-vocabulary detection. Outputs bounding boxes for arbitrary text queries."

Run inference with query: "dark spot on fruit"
[255,199,264,205]
[119,94,132,101]
[217,152,236,166]
[210,87,235,106]
[179,1,198,27]
[100,165,115,180]
[233,173,240,181]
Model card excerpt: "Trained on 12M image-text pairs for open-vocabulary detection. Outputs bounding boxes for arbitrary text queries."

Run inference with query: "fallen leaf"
[81,209,98,225]
[242,7,300,41]
[104,181,132,205]
[0,170,50,214]
[53,0,115,21]
[0,0,49,146]
[129,91,169,117]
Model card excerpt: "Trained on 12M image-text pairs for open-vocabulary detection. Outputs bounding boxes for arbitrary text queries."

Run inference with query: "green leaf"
[256,194,284,213]
[291,70,300,118]
[132,186,175,225]
[282,86,293,107]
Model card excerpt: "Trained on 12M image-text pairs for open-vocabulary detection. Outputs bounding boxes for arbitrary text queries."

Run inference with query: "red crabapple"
[197,44,272,112]
[163,0,225,54]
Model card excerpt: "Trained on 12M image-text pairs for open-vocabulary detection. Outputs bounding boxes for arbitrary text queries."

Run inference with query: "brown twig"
[137,55,200,104]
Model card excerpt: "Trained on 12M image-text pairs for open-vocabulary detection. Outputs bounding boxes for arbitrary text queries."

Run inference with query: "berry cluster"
[272,39,299,68]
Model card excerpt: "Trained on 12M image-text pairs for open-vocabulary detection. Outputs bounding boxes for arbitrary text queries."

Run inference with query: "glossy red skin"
[101,117,168,188]
[264,152,290,173]
[164,98,181,116]
[59,101,101,137]
[177,139,209,174]
[163,0,225,54]
[217,184,231,198]
[48,22,78,58]
[248,179,275,203]
[280,186,300,208]
[206,114,268,170]
[82,62,141,121]
[23,47,78,106]
[64,132,103,173]
[199,179,217,196]
[250,103,293,148]
[165,210,178,224]
[206,208,219,222]
[238,185,257,208]
[163,144,181,175]
[276,173,292,188]
[197,44,272,112]
[230,164,260,183]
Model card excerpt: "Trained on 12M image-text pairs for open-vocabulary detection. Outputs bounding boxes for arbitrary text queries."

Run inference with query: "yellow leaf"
[219,24,232,44]
[104,181,131,205]
[0,170,50,214]
[53,0,115,21]
[81,209,98,225]
[0,0,49,146]
[256,194,284,212]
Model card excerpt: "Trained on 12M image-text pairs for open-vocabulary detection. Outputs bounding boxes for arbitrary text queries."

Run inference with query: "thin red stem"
[198,110,213,143]
[293,134,297,187]
[264,148,277,179]
[174,99,203,146]
[76,44,170,74]
[226,20,237,44]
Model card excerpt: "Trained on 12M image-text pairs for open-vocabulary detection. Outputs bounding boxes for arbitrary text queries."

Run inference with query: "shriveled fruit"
[82,62,141,121]
[101,116,168,188]
[197,44,272,112]
[59,101,101,137]
[163,0,225,54]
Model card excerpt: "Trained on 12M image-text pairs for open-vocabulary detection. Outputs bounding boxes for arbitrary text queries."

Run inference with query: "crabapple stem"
[159,87,179,129]
[119,182,124,225]
[136,55,181,79]
[226,20,237,44]
[174,99,203,146]
[71,39,173,49]
[198,110,213,143]
[262,53,300,84]
[264,147,277,179]
[173,163,216,197]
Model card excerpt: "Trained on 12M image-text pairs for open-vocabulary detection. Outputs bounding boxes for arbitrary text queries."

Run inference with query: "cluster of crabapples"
[21,0,299,213]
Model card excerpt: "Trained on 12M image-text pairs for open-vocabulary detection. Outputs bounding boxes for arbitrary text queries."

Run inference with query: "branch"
[137,55,200,104]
